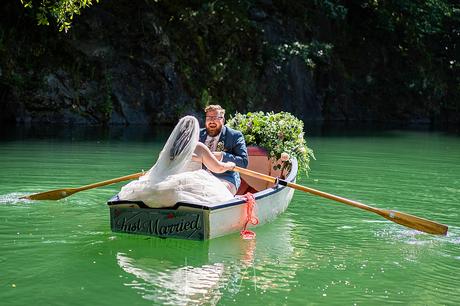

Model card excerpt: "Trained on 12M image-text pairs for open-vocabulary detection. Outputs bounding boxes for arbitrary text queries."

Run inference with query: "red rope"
[240,192,259,239]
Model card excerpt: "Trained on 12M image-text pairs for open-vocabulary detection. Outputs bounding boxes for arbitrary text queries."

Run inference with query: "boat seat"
[236,146,285,195]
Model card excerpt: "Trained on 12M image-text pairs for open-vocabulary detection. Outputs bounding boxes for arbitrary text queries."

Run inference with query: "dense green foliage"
[227,111,314,175]
[12,0,460,124]
[336,0,460,120]
[20,0,99,32]
[143,0,460,121]
[150,0,266,114]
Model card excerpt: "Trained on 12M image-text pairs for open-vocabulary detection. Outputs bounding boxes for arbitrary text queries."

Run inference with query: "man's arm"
[221,132,248,168]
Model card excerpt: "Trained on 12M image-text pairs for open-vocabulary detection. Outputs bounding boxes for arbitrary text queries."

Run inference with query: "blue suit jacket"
[199,126,248,189]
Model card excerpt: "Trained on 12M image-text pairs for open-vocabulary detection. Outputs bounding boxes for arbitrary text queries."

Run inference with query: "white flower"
[281,152,290,161]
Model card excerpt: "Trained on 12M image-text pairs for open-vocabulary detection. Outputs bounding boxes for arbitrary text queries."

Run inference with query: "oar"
[234,166,448,236]
[20,172,144,201]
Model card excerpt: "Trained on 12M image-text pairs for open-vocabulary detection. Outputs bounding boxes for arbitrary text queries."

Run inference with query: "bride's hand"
[225,162,236,171]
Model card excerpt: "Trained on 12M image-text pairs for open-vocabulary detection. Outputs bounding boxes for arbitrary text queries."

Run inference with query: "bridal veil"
[118,116,233,207]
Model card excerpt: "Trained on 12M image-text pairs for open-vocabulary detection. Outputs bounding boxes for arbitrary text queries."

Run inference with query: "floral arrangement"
[227,111,314,175]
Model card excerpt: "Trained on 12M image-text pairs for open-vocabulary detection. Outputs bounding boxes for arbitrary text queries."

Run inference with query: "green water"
[1,126,459,305]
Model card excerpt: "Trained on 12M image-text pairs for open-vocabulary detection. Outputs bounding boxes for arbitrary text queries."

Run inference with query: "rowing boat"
[107,146,298,240]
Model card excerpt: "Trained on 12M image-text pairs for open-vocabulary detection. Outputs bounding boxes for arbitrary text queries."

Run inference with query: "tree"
[20,0,100,32]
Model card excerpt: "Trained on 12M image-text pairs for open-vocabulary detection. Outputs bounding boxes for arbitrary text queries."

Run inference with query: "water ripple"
[1,129,459,305]
[0,193,31,205]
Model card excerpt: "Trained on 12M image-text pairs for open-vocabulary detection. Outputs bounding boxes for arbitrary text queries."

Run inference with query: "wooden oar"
[234,166,448,236]
[20,172,144,201]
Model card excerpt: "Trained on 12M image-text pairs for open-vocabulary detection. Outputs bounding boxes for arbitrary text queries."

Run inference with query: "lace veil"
[144,115,199,183]
[118,116,233,207]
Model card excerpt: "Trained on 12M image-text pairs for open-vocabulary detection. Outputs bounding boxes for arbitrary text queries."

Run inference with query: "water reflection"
[2,121,457,143]
[113,216,298,305]
[0,124,173,142]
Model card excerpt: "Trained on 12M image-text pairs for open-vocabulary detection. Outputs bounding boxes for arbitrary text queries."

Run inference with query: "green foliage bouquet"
[227,111,314,175]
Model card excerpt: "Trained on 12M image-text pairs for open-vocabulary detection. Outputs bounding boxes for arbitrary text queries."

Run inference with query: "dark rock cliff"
[0,0,458,126]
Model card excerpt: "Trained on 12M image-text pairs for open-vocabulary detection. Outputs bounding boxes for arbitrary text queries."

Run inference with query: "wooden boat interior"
[236,146,287,195]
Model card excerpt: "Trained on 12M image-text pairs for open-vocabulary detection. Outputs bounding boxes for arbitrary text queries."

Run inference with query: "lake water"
[1,125,459,305]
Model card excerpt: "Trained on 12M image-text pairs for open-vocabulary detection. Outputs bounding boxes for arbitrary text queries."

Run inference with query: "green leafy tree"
[19,0,100,32]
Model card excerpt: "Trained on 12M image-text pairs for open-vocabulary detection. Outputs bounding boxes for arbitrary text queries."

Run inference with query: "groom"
[200,105,248,195]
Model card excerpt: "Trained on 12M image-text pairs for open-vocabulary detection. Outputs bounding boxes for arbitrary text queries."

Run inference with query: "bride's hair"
[170,118,196,160]
[147,116,199,183]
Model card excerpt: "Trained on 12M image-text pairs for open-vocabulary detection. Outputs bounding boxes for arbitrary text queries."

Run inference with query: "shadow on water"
[304,121,460,138]
[1,120,458,142]
[0,121,460,142]
[0,124,175,142]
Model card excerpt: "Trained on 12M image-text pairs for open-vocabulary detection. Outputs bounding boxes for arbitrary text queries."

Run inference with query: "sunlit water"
[1,126,459,305]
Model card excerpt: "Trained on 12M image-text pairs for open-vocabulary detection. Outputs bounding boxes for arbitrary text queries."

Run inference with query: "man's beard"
[206,127,221,137]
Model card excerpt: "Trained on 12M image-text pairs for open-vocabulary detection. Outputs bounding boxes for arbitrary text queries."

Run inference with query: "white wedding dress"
[118,116,234,208]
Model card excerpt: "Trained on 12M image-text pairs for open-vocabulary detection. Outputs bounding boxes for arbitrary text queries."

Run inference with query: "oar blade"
[20,188,75,201]
[382,210,448,235]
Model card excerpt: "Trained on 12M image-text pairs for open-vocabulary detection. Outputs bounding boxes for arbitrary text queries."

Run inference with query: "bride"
[118,116,236,208]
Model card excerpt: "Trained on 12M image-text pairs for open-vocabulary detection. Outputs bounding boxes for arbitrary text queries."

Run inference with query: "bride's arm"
[193,142,235,173]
